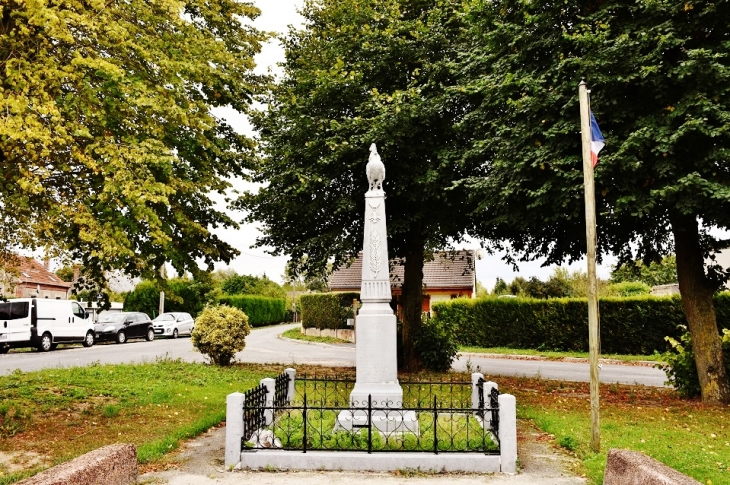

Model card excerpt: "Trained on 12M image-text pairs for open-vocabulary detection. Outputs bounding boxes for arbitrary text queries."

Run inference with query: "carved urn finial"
[366,143,385,192]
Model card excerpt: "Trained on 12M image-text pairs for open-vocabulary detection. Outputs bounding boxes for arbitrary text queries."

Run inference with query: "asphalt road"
[0,323,668,387]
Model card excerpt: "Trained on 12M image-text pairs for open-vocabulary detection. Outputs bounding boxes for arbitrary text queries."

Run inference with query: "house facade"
[0,256,72,299]
[329,249,477,314]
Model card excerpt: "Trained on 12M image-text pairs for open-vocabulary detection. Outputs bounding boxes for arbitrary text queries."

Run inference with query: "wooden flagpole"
[579,81,601,452]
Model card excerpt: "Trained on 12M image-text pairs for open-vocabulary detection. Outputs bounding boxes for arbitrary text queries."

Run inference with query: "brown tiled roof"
[14,257,72,289]
[329,250,476,291]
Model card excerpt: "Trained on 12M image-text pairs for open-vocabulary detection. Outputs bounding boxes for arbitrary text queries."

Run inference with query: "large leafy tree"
[0,0,267,286]
[241,0,477,370]
[456,0,730,403]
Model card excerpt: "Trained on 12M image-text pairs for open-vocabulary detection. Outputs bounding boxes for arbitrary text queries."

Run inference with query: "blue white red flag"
[590,111,604,167]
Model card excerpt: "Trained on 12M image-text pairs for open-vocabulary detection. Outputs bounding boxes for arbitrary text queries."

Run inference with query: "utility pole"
[579,81,601,452]
[159,265,166,318]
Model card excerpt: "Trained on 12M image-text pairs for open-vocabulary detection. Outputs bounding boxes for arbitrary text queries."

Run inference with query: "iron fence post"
[303,391,307,454]
[433,395,438,455]
[367,394,372,454]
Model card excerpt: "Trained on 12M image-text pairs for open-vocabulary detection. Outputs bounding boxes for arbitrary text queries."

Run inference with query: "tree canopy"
[240,0,480,369]
[221,273,286,299]
[125,275,215,318]
[0,0,268,285]
[455,0,730,402]
[611,255,678,287]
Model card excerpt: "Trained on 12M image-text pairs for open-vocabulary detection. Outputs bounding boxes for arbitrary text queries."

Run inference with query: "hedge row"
[216,294,286,327]
[301,292,360,330]
[431,295,703,355]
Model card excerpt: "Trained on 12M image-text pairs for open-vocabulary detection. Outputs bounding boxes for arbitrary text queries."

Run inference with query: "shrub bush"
[432,295,688,355]
[300,293,360,330]
[217,294,286,327]
[657,325,730,397]
[191,305,250,366]
[414,314,458,372]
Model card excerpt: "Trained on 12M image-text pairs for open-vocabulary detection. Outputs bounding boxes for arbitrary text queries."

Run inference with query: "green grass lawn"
[459,345,663,363]
[0,360,726,484]
[0,358,273,484]
[504,376,730,484]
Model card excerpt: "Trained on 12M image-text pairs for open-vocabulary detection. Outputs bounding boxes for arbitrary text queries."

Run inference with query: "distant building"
[651,248,730,295]
[329,249,477,314]
[0,256,72,299]
[650,284,680,296]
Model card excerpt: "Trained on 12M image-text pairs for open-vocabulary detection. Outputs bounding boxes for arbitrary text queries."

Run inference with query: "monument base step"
[238,450,503,473]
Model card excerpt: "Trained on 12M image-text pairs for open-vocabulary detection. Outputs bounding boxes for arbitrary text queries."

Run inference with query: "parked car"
[94,312,154,344]
[153,312,195,338]
[0,298,95,353]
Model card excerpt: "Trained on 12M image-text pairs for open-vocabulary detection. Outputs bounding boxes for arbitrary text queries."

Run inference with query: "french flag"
[590,111,605,167]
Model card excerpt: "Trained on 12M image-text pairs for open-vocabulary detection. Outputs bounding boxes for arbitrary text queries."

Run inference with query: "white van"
[0,299,95,353]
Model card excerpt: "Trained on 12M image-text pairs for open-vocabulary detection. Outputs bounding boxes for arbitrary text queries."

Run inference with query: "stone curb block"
[303,327,355,342]
[603,449,702,485]
[17,443,137,485]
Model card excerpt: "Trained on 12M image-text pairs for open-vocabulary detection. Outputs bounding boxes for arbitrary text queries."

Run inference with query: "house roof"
[15,257,72,289]
[329,250,476,291]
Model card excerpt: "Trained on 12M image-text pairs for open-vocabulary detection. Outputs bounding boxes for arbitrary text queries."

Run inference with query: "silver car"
[152,312,195,338]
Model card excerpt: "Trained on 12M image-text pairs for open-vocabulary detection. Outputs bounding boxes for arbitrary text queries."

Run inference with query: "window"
[72,302,86,318]
[10,302,29,319]
[0,303,9,321]
[0,302,29,320]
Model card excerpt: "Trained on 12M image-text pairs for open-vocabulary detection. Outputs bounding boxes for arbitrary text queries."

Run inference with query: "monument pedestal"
[349,312,400,406]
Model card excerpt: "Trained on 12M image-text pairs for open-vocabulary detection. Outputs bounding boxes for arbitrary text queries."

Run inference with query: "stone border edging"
[17,444,137,485]
[603,449,702,485]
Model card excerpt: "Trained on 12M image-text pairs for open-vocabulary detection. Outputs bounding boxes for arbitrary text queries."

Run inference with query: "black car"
[94,312,155,344]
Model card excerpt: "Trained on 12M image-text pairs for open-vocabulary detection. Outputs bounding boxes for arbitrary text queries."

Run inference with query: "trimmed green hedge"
[301,292,360,330]
[432,295,699,355]
[216,295,286,327]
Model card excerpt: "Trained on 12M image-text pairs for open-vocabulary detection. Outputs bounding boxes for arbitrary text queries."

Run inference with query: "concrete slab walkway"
[139,421,586,485]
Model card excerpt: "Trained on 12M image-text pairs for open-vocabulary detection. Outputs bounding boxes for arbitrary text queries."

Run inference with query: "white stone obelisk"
[349,143,403,408]
[336,144,417,433]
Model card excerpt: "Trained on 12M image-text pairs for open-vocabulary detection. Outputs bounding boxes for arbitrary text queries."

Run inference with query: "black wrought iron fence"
[241,375,500,455]
[490,387,500,442]
[274,371,290,408]
[294,374,478,407]
[243,382,267,438]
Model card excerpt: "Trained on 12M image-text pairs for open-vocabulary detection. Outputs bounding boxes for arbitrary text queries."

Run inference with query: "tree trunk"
[400,240,425,372]
[670,211,730,404]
